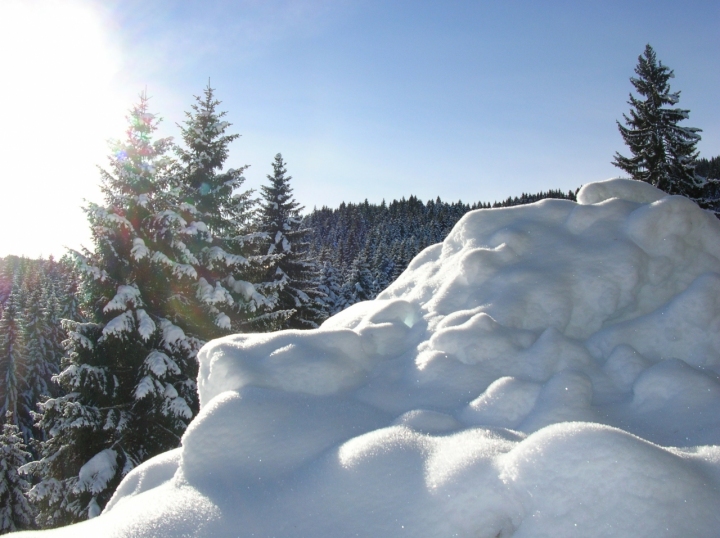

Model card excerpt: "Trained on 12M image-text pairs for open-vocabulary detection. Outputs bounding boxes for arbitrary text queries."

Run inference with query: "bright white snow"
[18,179,720,537]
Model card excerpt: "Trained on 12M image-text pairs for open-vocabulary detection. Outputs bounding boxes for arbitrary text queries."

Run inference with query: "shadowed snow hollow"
[21,179,720,537]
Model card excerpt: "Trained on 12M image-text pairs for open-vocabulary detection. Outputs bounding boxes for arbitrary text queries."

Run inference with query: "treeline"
[695,156,720,180]
[305,189,576,314]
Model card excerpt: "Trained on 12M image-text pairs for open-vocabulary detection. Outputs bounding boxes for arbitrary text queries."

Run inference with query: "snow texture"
[99,311,133,341]
[18,179,720,537]
[103,285,141,313]
[130,238,149,261]
[135,309,155,341]
[76,449,117,497]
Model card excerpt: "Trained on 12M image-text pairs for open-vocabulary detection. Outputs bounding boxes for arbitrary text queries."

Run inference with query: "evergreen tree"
[174,84,274,336]
[342,250,375,305]
[27,94,200,526]
[612,44,703,197]
[317,259,344,316]
[257,154,326,329]
[55,255,83,324]
[694,155,720,218]
[40,281,65,385]
[0,286,27,439]
[0,414,34,533]
[695,156,720,180]
[20,285,57,441]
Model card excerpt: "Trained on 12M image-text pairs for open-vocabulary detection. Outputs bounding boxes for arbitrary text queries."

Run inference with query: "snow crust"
[20,179,720,537]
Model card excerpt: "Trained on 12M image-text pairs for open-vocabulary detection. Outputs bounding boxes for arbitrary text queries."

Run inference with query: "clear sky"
[0,0,718,258]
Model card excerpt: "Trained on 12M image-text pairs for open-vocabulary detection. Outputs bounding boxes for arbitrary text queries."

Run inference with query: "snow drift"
[20,179,720,537]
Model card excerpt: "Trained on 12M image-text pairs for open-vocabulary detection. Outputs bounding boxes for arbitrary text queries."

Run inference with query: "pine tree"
[28,94,200,526]
[174,84,274,336]
[0,414,34,533]
[612,44,703,197]
[257,154,326,329]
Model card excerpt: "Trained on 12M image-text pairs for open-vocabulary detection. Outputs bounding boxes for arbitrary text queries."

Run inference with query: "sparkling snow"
[18,179,720,537]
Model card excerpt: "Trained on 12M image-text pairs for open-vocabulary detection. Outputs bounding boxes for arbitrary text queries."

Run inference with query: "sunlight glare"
[0,0,125,258]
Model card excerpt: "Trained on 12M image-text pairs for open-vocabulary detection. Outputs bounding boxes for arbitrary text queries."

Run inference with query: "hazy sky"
[1,0,718,258]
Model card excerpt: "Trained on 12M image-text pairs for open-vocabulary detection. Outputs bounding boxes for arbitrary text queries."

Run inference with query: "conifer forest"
[1,45,719,533]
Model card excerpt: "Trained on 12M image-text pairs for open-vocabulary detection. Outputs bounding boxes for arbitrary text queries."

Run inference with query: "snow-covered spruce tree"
[53,255,84,325]
[39,281,66,387]
[27,94,201,527]
[257,154,326,329]
[318,259,345,316]
[0,286,28,440]
[612,44,703,197]
[20,284,58,441]
[342,249,376,305]
[0,414,34,533]
[174,84,274,337]
[693,156,720,218]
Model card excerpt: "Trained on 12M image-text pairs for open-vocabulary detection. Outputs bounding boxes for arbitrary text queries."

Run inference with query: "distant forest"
[305,188,577,314]
[304,158,720,316]
[696,156,720,181]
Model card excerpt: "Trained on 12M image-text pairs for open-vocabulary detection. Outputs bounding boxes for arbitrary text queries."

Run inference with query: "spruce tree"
[612,44,703,197]
[318,259,344,316]
[342,250,375,305]
[55,255,83,323]
[19,284,57,441]
[28,94,200,526]
[40,281,65,385]
[257,154,326,329]
[694,156,720,218]
[0,414,34,533]
[175,84,274,336]
[0,286,27,440]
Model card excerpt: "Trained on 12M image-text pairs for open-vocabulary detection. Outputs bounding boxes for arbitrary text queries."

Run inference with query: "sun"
[0,0,125,258]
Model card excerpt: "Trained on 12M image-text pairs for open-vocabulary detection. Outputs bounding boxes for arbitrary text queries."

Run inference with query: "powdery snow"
[76,449,117,498]
[103,285,142,313]
[18,179,720,537]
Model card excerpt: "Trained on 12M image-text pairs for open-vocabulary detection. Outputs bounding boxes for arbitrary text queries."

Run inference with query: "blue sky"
[1,0,718,257]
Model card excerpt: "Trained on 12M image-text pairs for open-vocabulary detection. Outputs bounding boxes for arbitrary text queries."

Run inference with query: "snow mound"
[21,179,720,537]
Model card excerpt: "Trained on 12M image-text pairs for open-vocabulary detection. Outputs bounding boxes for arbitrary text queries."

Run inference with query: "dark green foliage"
[0,288,26,438]
[0,414,34,533]
[257,154,326,329]
[695,156,720,180]
[0,256,82,447]
[612,44,702,197]
[177,85,246,234]
[695,155,720,217]
[174,84,276,337]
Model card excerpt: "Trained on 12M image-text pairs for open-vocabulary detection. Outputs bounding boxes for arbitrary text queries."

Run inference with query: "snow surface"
[19,179,720,537]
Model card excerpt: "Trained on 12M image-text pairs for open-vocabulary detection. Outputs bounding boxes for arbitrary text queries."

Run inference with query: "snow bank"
[20,179,720,537]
